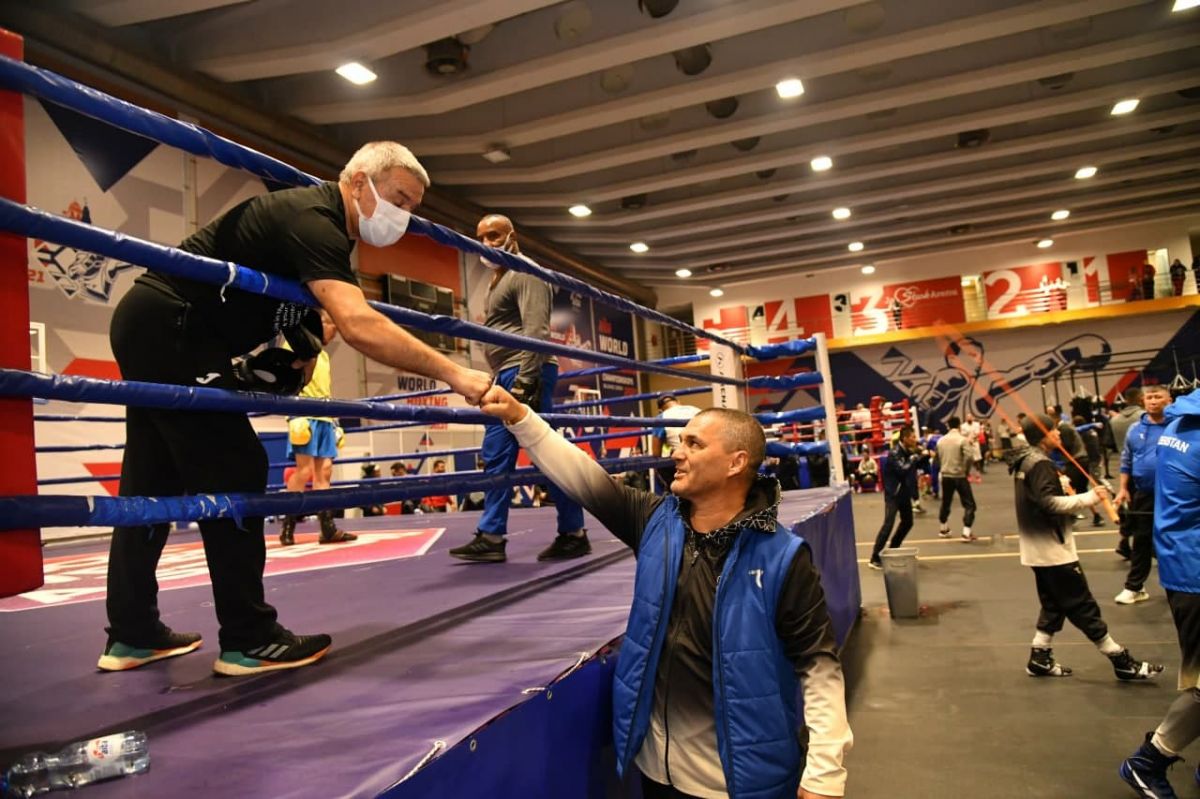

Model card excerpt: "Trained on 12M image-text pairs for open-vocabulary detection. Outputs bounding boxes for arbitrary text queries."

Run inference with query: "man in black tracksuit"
[99,142,491,677]
[868,425,926,569]
[1009,414,1161,681]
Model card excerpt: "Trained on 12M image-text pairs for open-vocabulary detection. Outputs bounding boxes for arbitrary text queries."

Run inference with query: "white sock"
[1032,631,1053,648]
[1096,635,1123,656]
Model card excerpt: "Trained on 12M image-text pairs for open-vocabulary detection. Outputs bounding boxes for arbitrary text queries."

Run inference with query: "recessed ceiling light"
[629,242,649,253]
[861,264,875,275]
[832,207,851,220]
[675,268,692,278]
[568,204,592,218]
[848,241,864,252]
[1173,0,1200,10]
[775,78,805,99]
[1051,209,1070,221]
[1110,98,1139,116]
[810,155,833,172]
[1037,238,1054,249]
[336,62,377,85]
[709,288,724,297]
[481,145,511,164]
[1074,166,1098,179]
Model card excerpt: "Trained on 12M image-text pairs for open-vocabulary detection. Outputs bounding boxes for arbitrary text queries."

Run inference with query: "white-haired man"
[101,142,492,678]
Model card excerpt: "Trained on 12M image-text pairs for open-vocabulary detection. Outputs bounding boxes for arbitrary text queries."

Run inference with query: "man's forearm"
[800,654,852,797]
[506,409,622,516]
[347,310,459,384]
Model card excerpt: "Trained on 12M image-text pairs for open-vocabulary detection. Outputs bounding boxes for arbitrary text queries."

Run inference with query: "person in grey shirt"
[449,214,589,563]
[1109,388,1144,559]
[936,416,977,541]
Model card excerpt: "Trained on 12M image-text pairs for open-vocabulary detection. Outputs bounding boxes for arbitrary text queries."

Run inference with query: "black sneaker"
[97,628,203,671]
[1026,647,1072,677]
[1119,732,1182,798]
[537,531,592,562]
[213,629,332,676]
[449,533,507,563]
[1110,649,1164,681]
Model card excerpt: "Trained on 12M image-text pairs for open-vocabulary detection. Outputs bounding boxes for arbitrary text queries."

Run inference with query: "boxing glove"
[233,348,305,395]
[510,376,543,410]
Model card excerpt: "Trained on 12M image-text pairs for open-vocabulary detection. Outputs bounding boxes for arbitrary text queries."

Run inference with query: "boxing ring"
[0,36,859,799]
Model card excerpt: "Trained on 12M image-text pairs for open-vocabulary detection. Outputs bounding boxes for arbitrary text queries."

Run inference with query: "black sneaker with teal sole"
[537,531,591,562]
[97,629,202,671]
[449,533,507,563]
[1119,732,1182,798]
[213,630,332,677]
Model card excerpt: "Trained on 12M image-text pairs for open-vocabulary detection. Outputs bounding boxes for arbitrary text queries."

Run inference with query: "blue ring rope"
[0,198,748,386]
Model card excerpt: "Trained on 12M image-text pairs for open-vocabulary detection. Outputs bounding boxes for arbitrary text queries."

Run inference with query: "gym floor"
[841,462,1187,798]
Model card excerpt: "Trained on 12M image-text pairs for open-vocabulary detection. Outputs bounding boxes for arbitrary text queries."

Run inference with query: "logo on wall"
[31,200,136,304]
[878,334,1112,428]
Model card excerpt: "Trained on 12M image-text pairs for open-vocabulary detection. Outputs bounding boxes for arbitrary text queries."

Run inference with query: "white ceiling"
[30,0,1200,291]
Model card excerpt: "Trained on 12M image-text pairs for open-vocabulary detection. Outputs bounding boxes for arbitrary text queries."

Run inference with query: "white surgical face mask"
[479,232,513,270]
[355,175,410,248]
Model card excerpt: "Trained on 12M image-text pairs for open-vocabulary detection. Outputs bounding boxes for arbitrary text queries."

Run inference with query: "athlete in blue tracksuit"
[1119,388,1200,796]
[1114,385,1172,602]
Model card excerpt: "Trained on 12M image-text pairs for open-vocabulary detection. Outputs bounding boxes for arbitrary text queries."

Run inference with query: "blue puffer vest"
[612,493,806,799]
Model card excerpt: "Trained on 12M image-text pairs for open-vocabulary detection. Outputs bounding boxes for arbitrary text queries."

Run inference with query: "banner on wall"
[550,287,597,400]
[750,294,833,343]
[595,307,637,405]
[698,306,749,351]
[851,276,965,335]
[983,262,1067,318]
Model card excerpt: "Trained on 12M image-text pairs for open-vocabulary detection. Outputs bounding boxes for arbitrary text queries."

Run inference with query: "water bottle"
[1,731,149,797]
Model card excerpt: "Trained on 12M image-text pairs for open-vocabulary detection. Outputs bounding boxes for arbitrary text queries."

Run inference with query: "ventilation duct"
[425,38,469,76]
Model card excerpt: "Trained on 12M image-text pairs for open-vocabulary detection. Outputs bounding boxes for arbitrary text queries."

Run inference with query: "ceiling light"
[568,204,592,218]
[630,242,649,253]
[861,264,875,275]
[1075,166,1098,179]
[832,207,851,220]
[709,288,724,297]
[848,241,864,252]
[675,268,692,278]
[1051,209,1070,221]
[810,155,833,172]
[1172,0,1199,11]
[481,145,510,164]
[335,62,377,85]
[1110,98,1140,115]
[775,78,805,99]
[1037,238,1054,249]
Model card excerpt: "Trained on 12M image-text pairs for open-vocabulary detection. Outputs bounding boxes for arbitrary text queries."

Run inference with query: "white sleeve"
[1045,490,1100,514]
[799,654,853,796]
[505,409,624,514]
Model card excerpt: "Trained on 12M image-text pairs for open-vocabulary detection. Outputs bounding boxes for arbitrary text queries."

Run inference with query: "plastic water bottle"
[1,731,149,797]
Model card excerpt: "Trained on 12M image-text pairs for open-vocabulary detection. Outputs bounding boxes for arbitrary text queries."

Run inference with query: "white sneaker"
[1114,589,1150,605]
[961,527,976,542]
[938,525,951,538]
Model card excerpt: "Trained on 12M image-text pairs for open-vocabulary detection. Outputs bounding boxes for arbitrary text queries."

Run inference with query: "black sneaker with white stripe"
[213,628,332,676]
[97,627,202,671]
[1109,649,1164,681]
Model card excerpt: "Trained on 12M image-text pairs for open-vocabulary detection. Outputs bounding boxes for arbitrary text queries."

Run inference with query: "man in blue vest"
[1119,387,1200,797]
[479,386,852,798]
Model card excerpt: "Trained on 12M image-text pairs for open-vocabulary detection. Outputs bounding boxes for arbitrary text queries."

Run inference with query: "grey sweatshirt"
[484,268,555,382]
[936,429,973,478]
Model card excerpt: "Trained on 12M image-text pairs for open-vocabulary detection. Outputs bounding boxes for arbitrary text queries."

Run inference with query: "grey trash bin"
[880,547,919,619]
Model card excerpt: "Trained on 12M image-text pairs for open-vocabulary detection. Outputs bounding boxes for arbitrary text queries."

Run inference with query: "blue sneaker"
[1119,732,1181,798]
[97,628,202,671]
[213,629,331,676]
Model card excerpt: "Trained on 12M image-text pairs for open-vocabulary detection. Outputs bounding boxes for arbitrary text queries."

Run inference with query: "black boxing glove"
[281,307,324,362]
[232,348,306,395]
[510,375,543,410]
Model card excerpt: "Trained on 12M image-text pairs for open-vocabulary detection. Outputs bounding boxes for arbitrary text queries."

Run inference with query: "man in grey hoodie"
[1009,414,1162,681]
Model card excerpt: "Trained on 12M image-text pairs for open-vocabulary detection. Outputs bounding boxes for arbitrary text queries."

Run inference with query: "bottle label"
[87,734,126,764]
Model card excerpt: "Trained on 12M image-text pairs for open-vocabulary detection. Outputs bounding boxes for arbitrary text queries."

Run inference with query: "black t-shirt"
[139,181,357,356]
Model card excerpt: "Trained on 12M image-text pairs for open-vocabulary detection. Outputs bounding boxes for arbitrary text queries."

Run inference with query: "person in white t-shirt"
[651,395,701,493]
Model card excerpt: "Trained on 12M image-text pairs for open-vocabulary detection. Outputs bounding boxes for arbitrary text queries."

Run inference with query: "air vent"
[756,168,776,179]
[705,97,739,119]
[731,136,760,152]
[673,44,712,76]
[621,194,648,210]
[638,0,679,18]
[956,129,990,149]
[425,38,469,76]
[1037,73,1074,90]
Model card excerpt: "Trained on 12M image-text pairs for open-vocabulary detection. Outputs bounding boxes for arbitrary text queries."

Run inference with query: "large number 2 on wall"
[984,270,1020,317]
